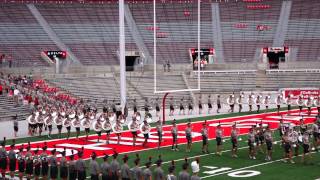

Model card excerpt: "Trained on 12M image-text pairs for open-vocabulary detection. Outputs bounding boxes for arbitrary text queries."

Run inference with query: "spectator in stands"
[163,62,167,72]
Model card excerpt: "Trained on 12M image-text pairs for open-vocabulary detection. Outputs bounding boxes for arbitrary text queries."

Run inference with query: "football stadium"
[0,0,320,179]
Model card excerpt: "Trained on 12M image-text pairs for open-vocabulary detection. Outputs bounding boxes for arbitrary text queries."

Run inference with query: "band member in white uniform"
[81,115,91,141]
[255,95,262,113]
[63,114,72,140]
[55,114,63,138]
[102,116,112,144]
[248,93,254,112]
[231,124,239,158]
[44,113,53,139]
[236,93,244,113]
[129,117,140,146]
[275,94,282,114]
[114,118,123,145]
[141,119,151,147]
[263,95,271,112]
[305,97,313,115]
[27,113,37,136]
[215,124,223,156]
[185,122,192,152]
[93,118,102,143]
[311,121,319,151]
[227,94,235,113]
[314,96,320,114]
[264,126,273,161]
[38,110,45,136]
[289,128,299,157]
[296,95,304,114]
[285,95,292,115]
[72,113,81,140]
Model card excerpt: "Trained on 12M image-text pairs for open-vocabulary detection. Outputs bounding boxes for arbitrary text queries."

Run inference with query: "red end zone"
[6,109,318,160]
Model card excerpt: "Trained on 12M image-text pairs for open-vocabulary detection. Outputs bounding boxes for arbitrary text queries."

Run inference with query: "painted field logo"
[203,166,261,178]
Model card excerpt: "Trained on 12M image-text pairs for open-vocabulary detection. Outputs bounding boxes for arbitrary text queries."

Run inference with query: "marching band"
[23,93,320,144]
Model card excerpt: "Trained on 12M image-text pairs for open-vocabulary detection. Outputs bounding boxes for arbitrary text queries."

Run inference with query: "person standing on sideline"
[76,149,87,180]
[143,157,152,180]
[8,143,17,179]
[185,122,193,152]
[89,152,100,180]
[178,158,190,180]
[120,155,130,180]
[153,155,165,180]
[68,152,77,180]
[201,122,209,153]
[171,121,179,151]
[110,151,120,180]
[156,120,163,149]
[100,154,112,180]
[167,161,177,180]
[216,124,224,156]
[231,124,239,158]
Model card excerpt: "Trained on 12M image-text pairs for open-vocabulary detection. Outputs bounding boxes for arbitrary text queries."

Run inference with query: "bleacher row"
[47,73,190,109]
[0,0,319,66]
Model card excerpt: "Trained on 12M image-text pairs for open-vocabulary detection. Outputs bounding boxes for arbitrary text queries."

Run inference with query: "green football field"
[6,108,320,179]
